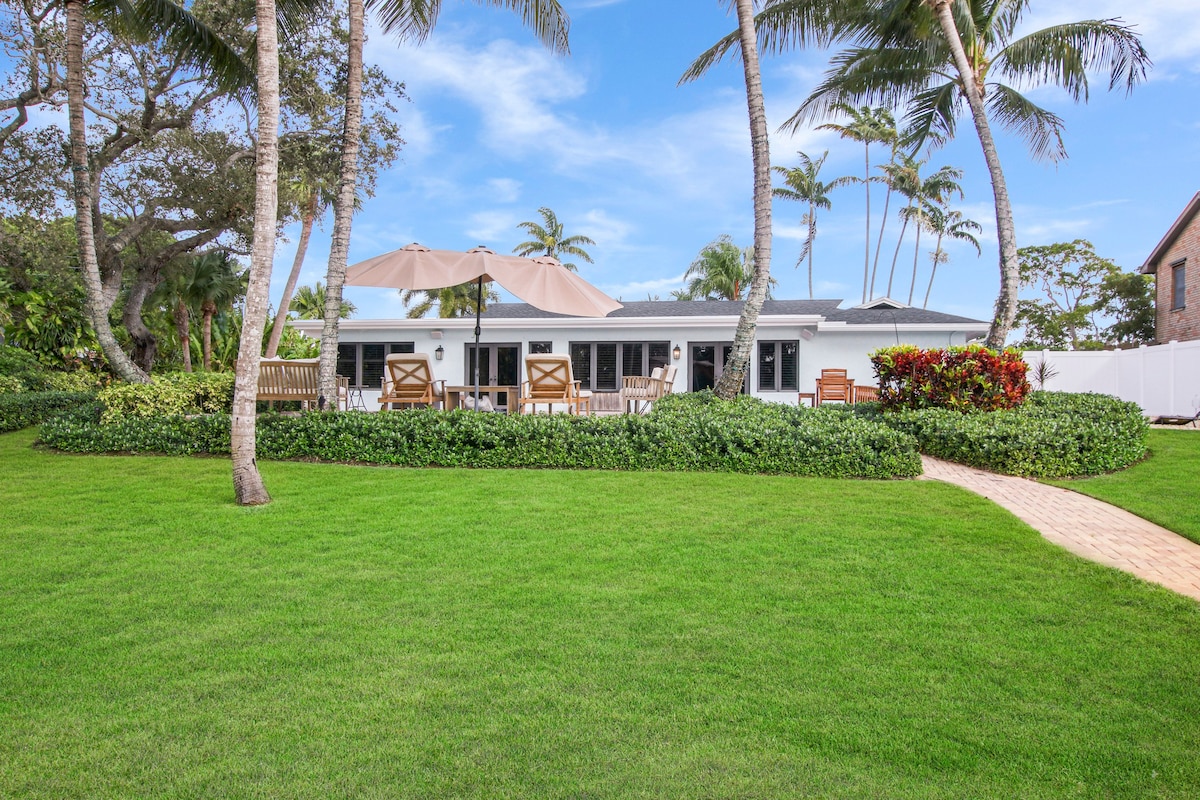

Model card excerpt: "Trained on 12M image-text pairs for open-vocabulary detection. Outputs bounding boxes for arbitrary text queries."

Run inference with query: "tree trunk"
[174,301,193,372]
[265,191,317,358]
[929,0,1019,348]
[887,213,910,297]
[201,303,215,370]
[123,272,158,373]
[64,0,147,383]
[861,142,870,303]
[714,0,772,401]
[923,233,945,309]
[870,184,893,299]
[317,0,365,405]
[807,202,815,299]
[231,0,280,506]
[908,221,922,305]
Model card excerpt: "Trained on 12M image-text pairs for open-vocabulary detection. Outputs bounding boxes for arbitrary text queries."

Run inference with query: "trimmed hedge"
[0,391,97,433]
[857,391,1148,477]
[98,372,235,422]
[39,391,923,479]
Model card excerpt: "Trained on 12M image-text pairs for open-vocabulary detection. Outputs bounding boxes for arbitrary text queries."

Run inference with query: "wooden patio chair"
[621,367,665,414]
[815,368,855,405]
[519,354,591,415]
[379,352,444,409]
[853,384,880,403]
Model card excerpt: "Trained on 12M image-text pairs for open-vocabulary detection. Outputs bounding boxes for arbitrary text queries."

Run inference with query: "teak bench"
[257,358,348,411]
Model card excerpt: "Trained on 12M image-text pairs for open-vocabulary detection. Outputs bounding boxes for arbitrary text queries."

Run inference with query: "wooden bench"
[257,358,348,411]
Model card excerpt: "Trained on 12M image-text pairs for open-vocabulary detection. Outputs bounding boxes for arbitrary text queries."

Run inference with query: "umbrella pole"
[473,275,482,409]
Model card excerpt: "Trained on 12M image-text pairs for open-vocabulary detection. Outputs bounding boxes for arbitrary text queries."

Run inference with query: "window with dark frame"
[337,342,415,387]
[758,341,799,392]
[529,341,553,354]
[569,341,670,391]
[1172,260,1187,310]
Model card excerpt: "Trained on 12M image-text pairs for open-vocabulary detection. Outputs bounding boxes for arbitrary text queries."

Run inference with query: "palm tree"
[148,261,196,372]
[922,207,981,308]
[686,0,1150,346]
[62,0,250,384]
[402,282,500,318]
[314,0,571,406]
[675,236,767,302]
[773,150,846,298]
[186,251,247,371]
[894,164,963,301]
[290,282,355,320]
[512,207,596,271]
[265,142,341,358]
[816,104,894,303]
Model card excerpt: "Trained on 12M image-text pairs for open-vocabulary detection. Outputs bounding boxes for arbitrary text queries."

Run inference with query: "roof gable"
[1141,191,1200,274]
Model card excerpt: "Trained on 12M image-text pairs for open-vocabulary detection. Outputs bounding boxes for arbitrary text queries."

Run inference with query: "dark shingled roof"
[479,299,985,325]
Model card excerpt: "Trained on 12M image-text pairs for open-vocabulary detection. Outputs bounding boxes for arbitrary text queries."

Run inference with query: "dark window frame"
[337,341,414,388]
[568,341,670,392]
[758,340,799,392]
[1172,259,1187,310]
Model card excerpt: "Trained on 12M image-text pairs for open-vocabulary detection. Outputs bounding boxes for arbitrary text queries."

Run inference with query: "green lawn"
[3,429,1199,798]
[1048,429,1200,545]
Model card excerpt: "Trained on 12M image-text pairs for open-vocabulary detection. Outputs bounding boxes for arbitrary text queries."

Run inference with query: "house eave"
[1141,191,1200,274]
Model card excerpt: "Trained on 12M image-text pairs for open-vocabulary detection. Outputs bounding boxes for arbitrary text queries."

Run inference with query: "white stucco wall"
[297,314,984,409]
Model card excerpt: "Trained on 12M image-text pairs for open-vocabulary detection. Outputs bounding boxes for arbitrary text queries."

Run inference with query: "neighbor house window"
[337,342,414,388]
[528,341,553,354]
[1172,260,1186,310]
[569,341,669,391]
[758,341,799,392]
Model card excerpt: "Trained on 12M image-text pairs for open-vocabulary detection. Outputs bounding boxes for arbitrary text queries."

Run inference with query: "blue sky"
[276,0,1200,328]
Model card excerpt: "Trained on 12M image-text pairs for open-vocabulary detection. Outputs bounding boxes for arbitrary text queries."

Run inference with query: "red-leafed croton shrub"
[870,344,1030,412]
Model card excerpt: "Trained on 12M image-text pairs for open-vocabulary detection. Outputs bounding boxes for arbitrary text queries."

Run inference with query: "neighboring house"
[1141,191,1200,343]
[294,298,987,412]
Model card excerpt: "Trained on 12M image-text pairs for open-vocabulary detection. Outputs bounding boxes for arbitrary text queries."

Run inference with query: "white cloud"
[486,178,522,203]
[465,209,519,243]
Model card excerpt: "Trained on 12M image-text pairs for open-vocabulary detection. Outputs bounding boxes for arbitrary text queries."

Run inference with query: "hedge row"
[856,391,1148,477]
[0,391,97,433]
[39,392,923,479]
[98,372,235,422]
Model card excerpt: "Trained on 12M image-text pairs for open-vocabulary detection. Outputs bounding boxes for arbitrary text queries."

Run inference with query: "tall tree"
[903,164,963,303]
[185,251,247,370]
[674,235,767,301]
[512,207,596,271]
[921,206,980,308]
[316,0,571,405]
[816,104,893,303]
[291,282,355,319]
[231,0,282,505]
[687,0,1150,346]
[772,150,844,298]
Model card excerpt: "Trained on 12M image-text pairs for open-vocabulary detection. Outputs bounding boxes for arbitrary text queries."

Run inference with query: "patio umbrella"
[345,243,622,405]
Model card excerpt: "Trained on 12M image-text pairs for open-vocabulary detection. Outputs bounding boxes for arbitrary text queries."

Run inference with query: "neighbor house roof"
[1141,191,1200,274]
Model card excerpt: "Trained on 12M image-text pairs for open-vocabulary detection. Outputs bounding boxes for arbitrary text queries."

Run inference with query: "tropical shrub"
[859,391,1147,477]
[97,372,235,423]
[0,391,96,433]
[41,391,923,479]
[871,344,1030,411]
[0,343,107,392]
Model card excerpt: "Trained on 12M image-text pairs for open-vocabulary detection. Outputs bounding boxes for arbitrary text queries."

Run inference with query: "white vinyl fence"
[1023,340,1200,418]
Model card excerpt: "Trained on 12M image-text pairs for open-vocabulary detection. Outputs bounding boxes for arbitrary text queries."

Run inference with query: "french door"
[689,342,748,393]
[466,343,520,410]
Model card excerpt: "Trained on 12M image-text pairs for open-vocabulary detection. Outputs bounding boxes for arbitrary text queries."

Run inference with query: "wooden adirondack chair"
[519,354,591,415]
[379,353,444,409]
[815,368,854,404]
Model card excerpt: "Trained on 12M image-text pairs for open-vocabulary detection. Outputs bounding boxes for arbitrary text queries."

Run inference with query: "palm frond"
[370,0,569,53]
[995,19,1150,102]
[986,83,1066,162]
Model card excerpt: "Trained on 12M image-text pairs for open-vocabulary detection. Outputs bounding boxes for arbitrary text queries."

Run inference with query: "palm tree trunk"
[923,232,945,309]
[929,0,1019,348]
[64,0,147,384]
[715,0,772,401]
[861,143,870,303]
[887,212,910,297]
[174,302,192,372]
[870,184,893,299]
[201,305,215,370]
[807,202,815,299]
[908,221,922,305]
[317,0,365,405]
[231,0,281,506]
[264,191,317,358]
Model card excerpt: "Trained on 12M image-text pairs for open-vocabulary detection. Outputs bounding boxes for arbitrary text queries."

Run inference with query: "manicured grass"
[1048,429,1200,545]
[3,429,1199,798]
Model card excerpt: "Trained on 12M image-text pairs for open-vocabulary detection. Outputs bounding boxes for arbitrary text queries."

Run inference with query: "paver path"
[920,456,1200,602]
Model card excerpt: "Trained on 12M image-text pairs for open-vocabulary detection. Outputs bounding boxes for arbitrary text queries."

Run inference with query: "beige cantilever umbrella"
[345,243,622,404]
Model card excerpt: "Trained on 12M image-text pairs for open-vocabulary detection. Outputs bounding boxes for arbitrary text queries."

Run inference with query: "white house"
[293,298,988,412]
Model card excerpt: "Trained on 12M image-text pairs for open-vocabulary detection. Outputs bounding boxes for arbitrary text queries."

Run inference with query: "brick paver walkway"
[920,456,1200,602]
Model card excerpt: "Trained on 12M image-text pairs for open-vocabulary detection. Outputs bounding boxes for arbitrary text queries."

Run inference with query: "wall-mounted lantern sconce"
[672,344,682,361]
[434,345,445,361]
